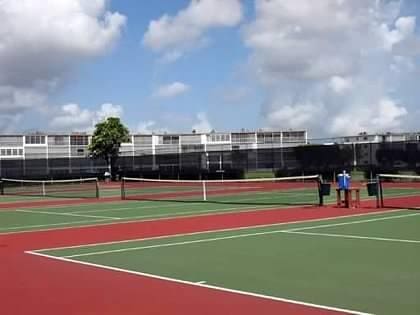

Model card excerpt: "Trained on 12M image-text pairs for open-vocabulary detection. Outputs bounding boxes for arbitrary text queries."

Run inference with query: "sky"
[1,0,420,137]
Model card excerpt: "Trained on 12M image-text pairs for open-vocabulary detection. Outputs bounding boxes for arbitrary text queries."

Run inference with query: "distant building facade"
[0,130,308,160]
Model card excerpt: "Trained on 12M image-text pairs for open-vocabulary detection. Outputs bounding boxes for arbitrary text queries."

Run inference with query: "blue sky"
[1,0,420,137]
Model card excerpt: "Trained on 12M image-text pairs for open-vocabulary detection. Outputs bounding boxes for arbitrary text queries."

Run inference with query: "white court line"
[53,211,419,259]
[196,280,207,284]
[0,204,294,234]
[16,209,121,220]
[282,231,420,244]
[284,212,420,232]
[1,200,314,234]
[8,190,311,216]
[29,209,407,251]
[62,229,293,258]
[26,250,372,315]
[69,192,312,215]
[0,218,112,232]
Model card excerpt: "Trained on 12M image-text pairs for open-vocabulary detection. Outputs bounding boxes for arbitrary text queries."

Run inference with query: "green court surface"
[0,184,412,234]
[0,188,326,233]
[0,185,121,201]
[35,210,420,315]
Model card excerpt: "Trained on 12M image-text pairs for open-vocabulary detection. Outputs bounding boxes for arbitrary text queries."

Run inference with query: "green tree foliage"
[89,117,130,177]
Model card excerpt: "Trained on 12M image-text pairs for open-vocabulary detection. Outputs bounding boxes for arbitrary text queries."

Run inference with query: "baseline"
[16,209,121,220]
[33,210,416,258]
[27,250,372,315]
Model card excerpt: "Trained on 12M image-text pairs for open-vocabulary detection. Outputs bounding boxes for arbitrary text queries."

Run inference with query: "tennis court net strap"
[377,174,420,209]
[0,177,99,198]
[121,175,323,206]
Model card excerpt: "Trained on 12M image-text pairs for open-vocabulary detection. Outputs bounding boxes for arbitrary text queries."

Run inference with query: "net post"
[121,177,125,200]
[42,181,46,196]
[202,180,207,201]
[375,175,380,208]
[377,175,384,208]
[318,175,324,206]
[95,178,100,198]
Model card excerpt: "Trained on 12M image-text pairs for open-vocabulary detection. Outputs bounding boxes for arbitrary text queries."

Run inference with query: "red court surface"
[0,198,391,315]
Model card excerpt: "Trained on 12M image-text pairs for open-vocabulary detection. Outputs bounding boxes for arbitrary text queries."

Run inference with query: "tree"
[89,117,130,178]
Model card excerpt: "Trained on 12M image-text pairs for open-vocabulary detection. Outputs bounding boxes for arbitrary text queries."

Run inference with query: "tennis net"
[378,174,420,209]
[0,177,99,199]
[121,175,323,206]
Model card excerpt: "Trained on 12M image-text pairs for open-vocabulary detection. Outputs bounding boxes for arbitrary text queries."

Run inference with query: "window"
[0,148,23,156]
[25,135,45,144]
[257,133,280,144]
[0,136,23,146]
[50,136,67,145]
[207,134,230,143]
[134,135,152,145]
[162,135,179,145]
[70,135,88,146]
[231,133,255,143]
[273,133,281,143]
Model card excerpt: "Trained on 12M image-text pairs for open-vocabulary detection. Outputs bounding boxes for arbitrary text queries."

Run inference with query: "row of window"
[160,135,180,145]
[0,136,23,146]
[70,135,89,146]
[24,135,89,145]
[207,134,230,143]
[257,133,282,144]
[25,135,45,144]
[49,136,67,145]
[231,133,256,143]
[9,132,307,147]
[0,148,23,156]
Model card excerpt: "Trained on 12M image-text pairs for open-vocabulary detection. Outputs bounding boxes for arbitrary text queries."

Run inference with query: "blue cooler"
[337,172,351,190]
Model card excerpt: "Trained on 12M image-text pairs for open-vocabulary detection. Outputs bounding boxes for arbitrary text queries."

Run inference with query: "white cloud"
[137,120,156,134]
[390,55,415,73]
[136,120,171,134]
[0,0,126,130]
[264,100,326,131]
[143,0,243,60]
[49,103,123,131]
[96,103,123,122]
[328,76,353,94]
[243,0,420,135]
[154,82,190,99]
[331,98,407,135]
[192,112,212,133]
[379,16,416,51]
[0,114,22,133]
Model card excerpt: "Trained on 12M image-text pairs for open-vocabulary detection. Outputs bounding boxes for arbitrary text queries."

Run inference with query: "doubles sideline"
[33,210,420,257]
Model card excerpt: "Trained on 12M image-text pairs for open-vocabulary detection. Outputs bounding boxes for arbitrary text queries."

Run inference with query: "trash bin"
[320,183,331,196]
[367,182,378,196]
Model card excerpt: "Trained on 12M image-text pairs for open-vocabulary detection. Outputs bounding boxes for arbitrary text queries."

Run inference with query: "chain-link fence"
[1,141,419,180]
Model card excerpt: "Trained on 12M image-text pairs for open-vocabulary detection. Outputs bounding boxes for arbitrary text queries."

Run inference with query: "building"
[0,130,307,160]
[0,130,308,178]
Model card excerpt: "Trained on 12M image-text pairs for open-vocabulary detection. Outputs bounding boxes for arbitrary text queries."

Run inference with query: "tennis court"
[28,210,420,315]
[0,175,368,234]
[0,174,415,234]
[1,175,420,314]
